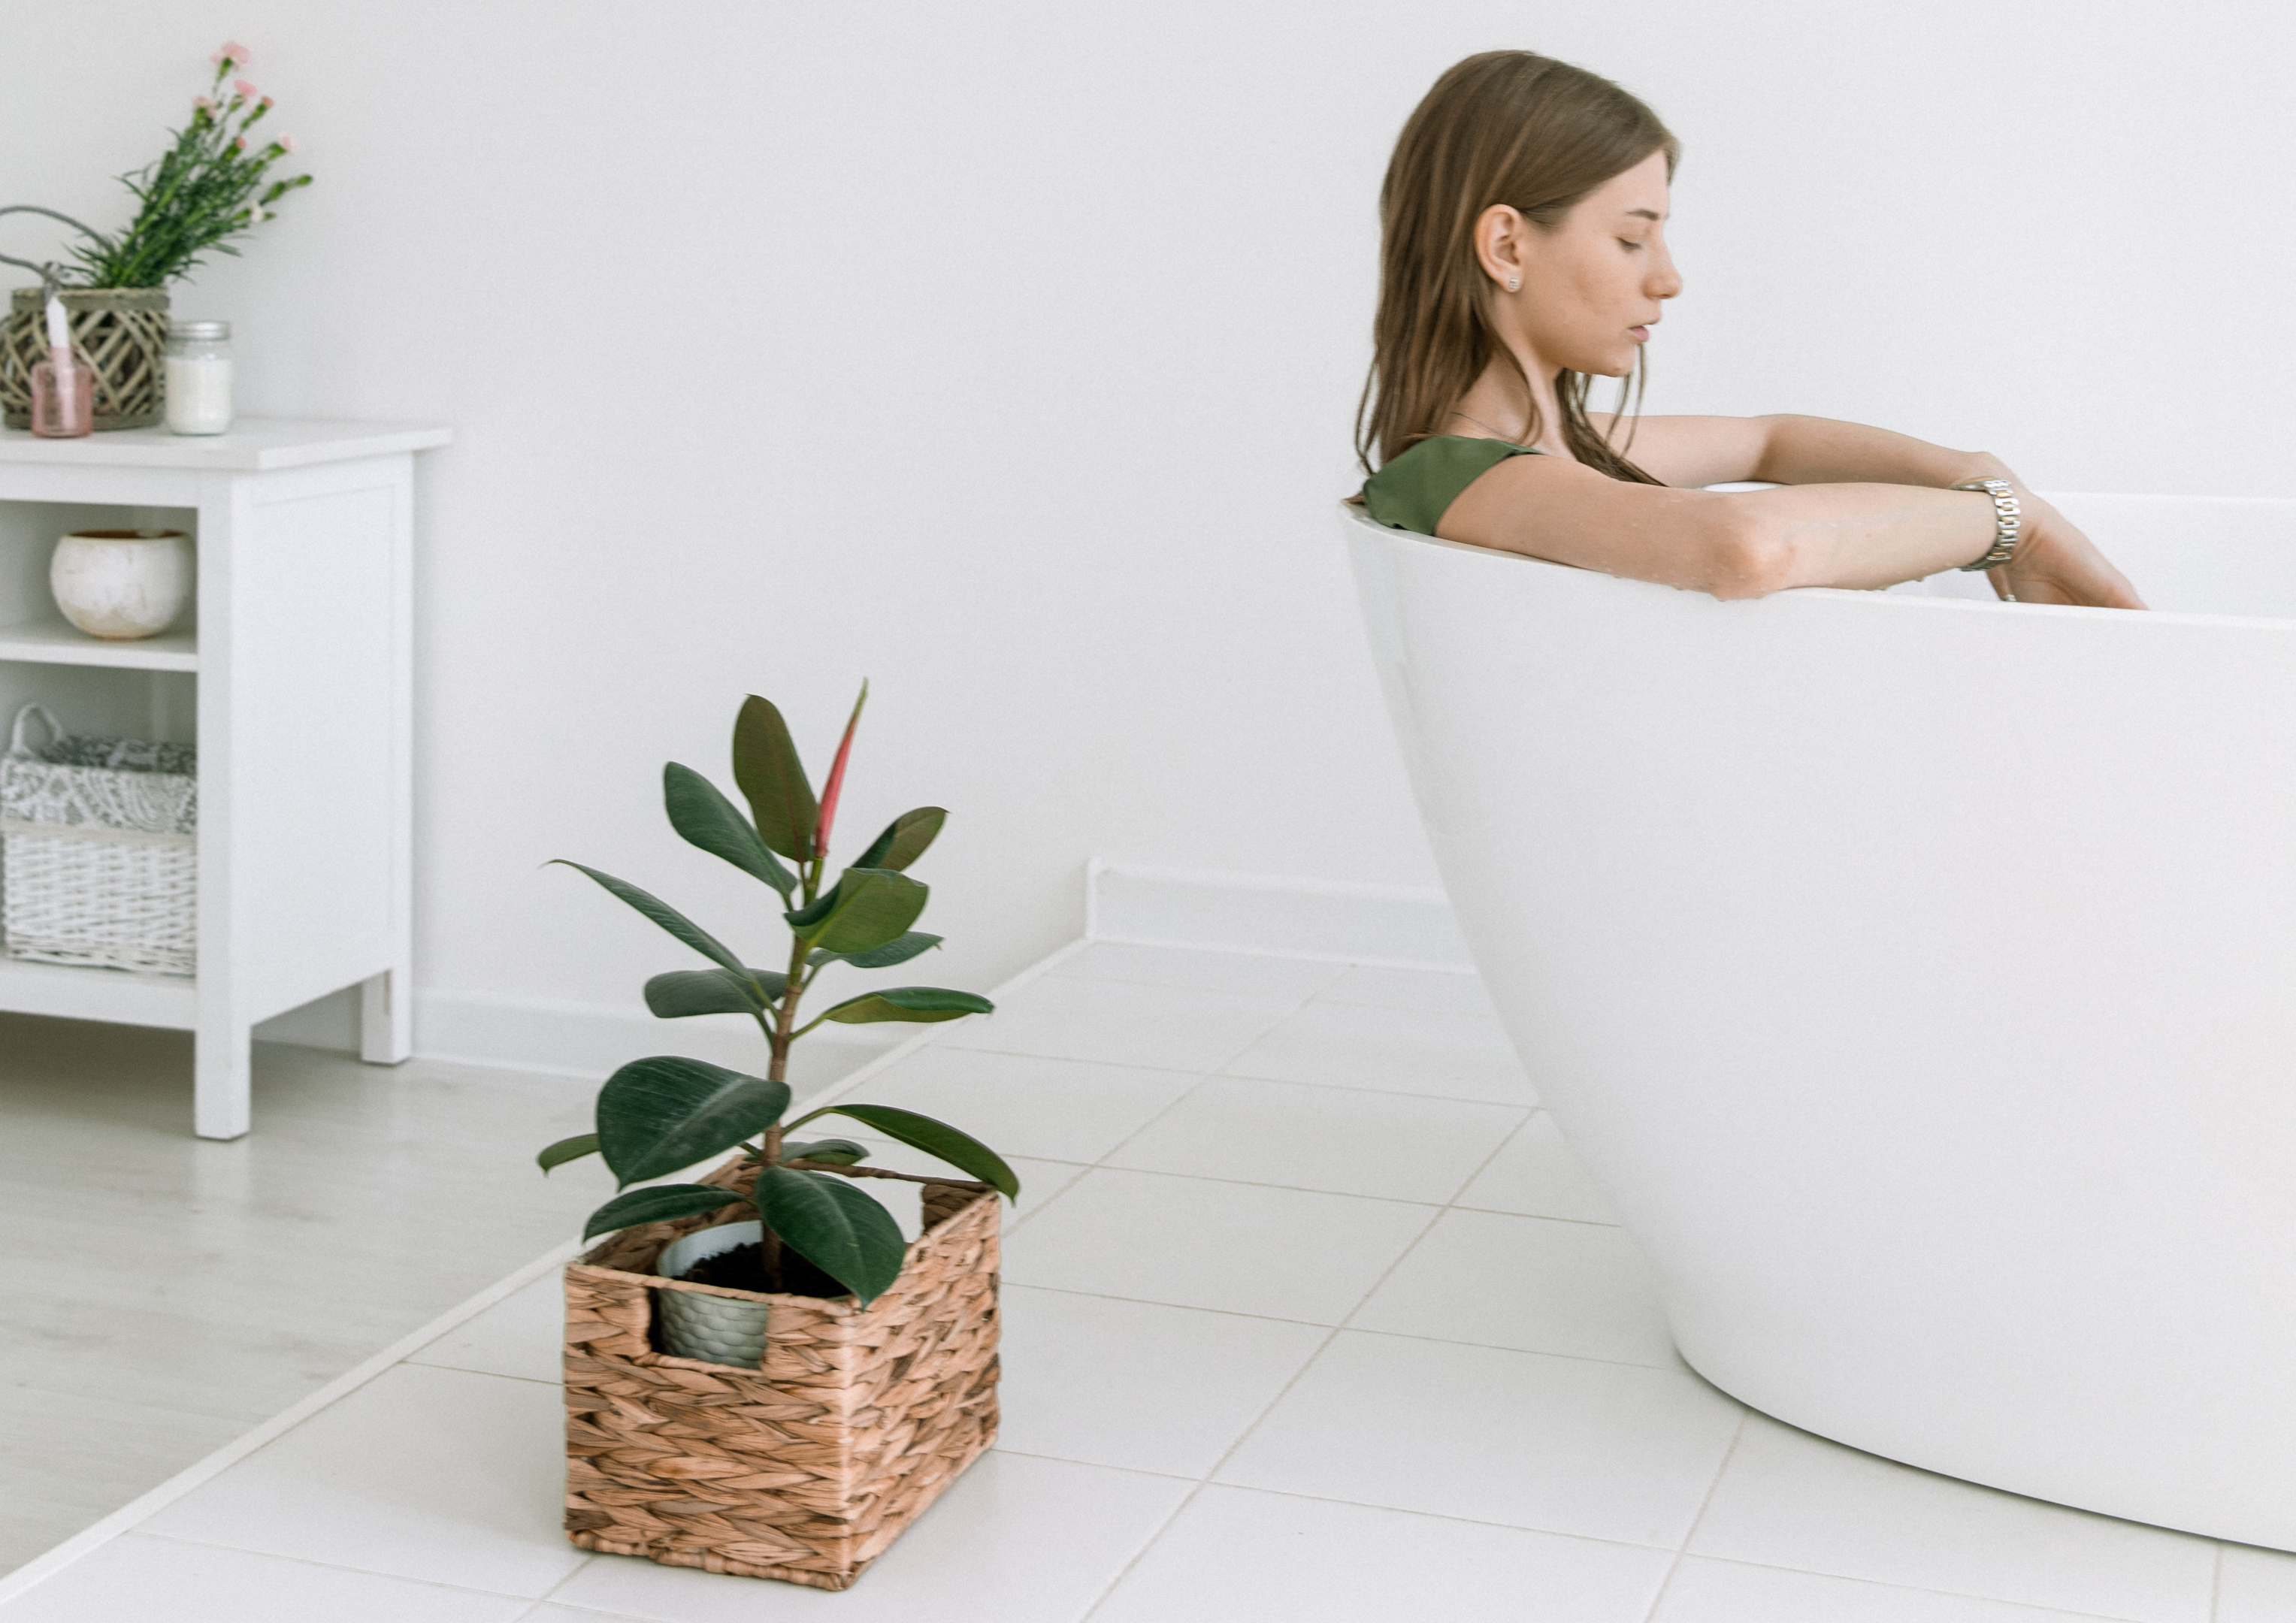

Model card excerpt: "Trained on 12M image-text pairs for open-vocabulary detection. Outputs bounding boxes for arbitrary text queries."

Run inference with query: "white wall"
[2,1,2288,1051]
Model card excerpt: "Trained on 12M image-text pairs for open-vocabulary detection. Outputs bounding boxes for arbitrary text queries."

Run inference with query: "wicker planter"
[563,1156,1000,1592]
[2,286,170,431]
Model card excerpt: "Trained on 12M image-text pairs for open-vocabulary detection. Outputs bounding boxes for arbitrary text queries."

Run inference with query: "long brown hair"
[1357,51,1678,481]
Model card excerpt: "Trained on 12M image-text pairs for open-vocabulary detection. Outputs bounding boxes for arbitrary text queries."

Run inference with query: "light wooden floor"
[0,1014,610,1574]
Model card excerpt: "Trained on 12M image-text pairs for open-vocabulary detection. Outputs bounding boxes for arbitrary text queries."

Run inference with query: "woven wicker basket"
[0,706,196,975]
[564,1155,1000,1591]
[2,286,171,431]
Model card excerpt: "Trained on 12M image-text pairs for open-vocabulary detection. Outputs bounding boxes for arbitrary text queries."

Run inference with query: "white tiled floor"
[5,941,2291,1621]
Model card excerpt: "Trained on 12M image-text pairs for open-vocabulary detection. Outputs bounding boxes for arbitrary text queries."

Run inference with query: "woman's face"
[1481,150,1681,377]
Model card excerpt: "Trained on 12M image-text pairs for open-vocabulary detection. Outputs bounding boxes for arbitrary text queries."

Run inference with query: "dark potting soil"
[679,1240,849,1299]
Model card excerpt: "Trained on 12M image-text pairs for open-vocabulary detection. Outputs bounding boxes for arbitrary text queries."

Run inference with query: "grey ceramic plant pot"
[655,1220,773,1367]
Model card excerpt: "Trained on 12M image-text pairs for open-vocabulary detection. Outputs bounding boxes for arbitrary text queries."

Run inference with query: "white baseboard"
[1086,860,1473,972]
[253,984,901,1091]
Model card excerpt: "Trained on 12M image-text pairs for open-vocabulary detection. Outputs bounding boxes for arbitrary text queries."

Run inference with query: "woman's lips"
[1629,325,1650,341]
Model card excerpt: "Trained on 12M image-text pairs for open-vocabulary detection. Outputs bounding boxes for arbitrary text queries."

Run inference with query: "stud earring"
[1506,277,1520,292]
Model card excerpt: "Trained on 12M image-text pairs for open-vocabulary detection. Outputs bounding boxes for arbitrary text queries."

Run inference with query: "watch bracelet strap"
[1952,477,2022,571]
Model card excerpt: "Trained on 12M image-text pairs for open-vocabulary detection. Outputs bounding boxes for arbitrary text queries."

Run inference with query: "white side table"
[0,419,449,1138]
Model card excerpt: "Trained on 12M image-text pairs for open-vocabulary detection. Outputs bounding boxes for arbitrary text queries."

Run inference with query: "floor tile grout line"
[986,1446,1205,1482]
[1039,1465,1689,1552]
[1211,1064,1537,1109]
[1018,1161,1449,1210]
[1334,1320,1693,1375]
[1433,1105,1539,1211]
[997,1279,1696,1374]
[1074,1195,1449,1622]
[1024,1160,1618,1227]
[398,1360,562,1387]
[1638,1408,1749,1623]
[1451,1202,1620,1228]
[1084,1071,1223,1174]
[527,1549,598,1611]
[1659,1552,2168,1623]
[995,1163,1095,1238]
[126,1529,556,1601]
[939,1038,1535,1110]
[1064,1165,1599,1218]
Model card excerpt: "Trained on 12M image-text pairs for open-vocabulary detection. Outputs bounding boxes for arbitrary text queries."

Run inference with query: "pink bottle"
[29,295,92,438]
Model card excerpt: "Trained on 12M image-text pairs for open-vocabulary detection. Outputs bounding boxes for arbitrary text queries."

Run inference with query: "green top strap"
[1360,435,1547,536]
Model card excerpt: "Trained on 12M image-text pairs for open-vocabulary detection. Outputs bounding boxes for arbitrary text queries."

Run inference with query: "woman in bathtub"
[1358,51,2144,610]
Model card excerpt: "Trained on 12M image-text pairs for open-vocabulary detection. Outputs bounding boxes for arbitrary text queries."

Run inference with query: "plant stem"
[767,863,816,1096]
[755,846,825,1292]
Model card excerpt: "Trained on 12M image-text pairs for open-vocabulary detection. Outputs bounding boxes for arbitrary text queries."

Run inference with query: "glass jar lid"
[168,320,230,340]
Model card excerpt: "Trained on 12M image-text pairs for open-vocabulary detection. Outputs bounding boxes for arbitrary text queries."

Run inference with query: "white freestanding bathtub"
[1347,492,2296,1550]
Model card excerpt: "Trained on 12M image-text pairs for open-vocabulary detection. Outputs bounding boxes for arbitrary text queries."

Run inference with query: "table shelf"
[0,615,196,671]
[0,953,197,1029]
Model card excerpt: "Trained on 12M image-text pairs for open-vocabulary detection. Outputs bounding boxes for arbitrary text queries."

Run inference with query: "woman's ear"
[1476,204,1527,295]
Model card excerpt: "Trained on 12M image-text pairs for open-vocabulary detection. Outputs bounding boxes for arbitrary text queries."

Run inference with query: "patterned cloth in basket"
[1,704,198,975]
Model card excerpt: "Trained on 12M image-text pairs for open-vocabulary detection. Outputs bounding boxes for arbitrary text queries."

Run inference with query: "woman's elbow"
[1699,513,1799,600]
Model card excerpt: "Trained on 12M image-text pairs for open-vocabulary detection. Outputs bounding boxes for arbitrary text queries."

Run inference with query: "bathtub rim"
[1338,497,2296,637]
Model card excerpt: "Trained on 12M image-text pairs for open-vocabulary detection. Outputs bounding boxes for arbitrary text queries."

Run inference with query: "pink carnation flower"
[259,95,274,110]
[279,134,296,153]
[234,78,257,98]
[194,95,215,111]
[211,41,250,65]
[233,136,247,152]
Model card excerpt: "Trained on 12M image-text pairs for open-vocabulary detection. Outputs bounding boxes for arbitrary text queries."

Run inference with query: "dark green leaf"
[792,868,928,955]
[732,695,818,861]
[785,883,841,931]
[750,1165,908,1304]
[824,1104,1021,1199]
[852,808,946,872]
[664,763,797,898]
[818,987,993,1025]
[643,967,786,1019]
[582,1183,742,1242]
[809,931,942,970]
[537,1132,600,1174]
[551,862,748,977]
[781,1138,870,1166]
[597,1056,791,1185]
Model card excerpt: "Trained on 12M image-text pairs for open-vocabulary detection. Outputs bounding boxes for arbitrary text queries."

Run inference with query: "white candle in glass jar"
[164,320,234,435]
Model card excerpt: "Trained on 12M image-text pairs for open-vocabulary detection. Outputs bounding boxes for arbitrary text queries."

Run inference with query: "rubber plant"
[537,686,1015,1305]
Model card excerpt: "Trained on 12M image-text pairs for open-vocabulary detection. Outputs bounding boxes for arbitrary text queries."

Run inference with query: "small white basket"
[0,704,197,976]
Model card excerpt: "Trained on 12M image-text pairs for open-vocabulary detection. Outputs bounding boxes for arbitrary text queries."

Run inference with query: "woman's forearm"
[1750,414,2013,491]
[1729,480,1998,592]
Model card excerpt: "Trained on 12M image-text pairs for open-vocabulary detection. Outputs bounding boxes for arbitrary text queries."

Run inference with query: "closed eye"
[1618,239,1644,251]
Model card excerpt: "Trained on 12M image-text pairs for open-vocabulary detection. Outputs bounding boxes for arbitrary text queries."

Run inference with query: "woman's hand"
[1993,493,2146,609]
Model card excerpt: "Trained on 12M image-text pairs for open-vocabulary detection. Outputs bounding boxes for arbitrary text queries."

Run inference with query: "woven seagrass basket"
[0,705,197,975]
[2,286,170,431]
[564,1154,1000,1592]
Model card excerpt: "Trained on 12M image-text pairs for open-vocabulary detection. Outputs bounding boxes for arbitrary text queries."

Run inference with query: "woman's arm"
[1604,413,1998,491]
[1548,413,2144,608]
[1438,449,2144,606]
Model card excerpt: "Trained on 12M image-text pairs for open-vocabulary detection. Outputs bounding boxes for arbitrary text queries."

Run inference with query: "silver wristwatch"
[1952,478,2022,571]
